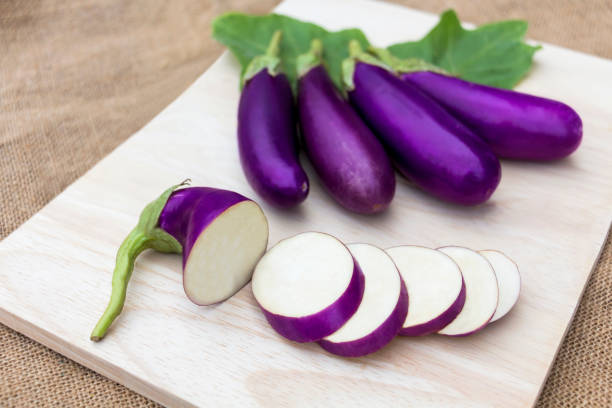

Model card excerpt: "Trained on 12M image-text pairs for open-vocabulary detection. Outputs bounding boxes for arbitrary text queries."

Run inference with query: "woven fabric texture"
[1,0,610,406]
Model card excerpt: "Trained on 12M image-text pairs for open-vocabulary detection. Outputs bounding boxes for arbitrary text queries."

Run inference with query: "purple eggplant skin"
[401,72,583,160]
[238,69,309,208]
[298,64,395,214]
[348,62,501,206]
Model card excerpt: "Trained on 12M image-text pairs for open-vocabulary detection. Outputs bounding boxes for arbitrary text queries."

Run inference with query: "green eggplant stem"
[241,30,284,87]
[296,38,324,78]
[90,181,186,342]
[266,30,282,58]
[369,46,448,75]
[342,40,389,91]
[349,40,363,58]
[90,230,151,341]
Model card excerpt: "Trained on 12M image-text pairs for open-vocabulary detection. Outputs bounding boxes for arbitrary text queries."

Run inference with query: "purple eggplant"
[296,40,395,214]
[400,71,583,160]
[238,31,309,208]
[91,181,269,341]
[343,42,501,206]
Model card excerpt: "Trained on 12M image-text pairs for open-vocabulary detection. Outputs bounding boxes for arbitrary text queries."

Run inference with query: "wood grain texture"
[1,0,611,407]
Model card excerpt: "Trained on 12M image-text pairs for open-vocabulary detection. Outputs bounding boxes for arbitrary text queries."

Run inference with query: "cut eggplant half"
[386,246,465,336]
[157,187,270,306]
[180,200,269,305]
[479,250,521,323]
[252,232,365,342]
[319,243,408,357]
[91,185,270,341]
[437,246,498,336]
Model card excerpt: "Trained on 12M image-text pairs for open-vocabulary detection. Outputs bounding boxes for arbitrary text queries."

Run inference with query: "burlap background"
[1,0,610,406]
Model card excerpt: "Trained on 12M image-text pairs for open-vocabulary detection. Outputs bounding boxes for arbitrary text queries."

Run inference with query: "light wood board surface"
[1,0,611,406]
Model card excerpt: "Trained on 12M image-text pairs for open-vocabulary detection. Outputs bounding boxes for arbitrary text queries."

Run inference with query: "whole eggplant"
[237,31,309,208]
[401,71,583,160]
[297,40,395,214]
[343,42,501,206]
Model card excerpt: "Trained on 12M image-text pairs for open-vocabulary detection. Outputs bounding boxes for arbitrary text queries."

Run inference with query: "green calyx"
[241,30,283,87]
[369,47,448,75]
[296,38,324,78]
[341,40,391,91]
[90,179,189,342]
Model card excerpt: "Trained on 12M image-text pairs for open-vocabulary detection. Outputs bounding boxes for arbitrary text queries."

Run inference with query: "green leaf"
[212,12,369,91]
[387,10,541,89]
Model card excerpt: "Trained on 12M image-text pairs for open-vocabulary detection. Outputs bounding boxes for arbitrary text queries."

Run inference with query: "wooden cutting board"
[1,0,611,406]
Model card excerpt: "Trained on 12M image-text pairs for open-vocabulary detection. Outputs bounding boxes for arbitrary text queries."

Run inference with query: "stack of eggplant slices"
[239,33,579,356]
[252,232,520,357]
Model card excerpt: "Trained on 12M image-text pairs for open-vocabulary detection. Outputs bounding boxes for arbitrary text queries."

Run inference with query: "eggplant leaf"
[388,10,540,89]
[213,12,369,91]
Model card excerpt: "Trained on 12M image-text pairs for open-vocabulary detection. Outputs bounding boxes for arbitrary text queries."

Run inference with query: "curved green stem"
[348,40,363,58]
[90,181,187,342]
[242,30,283,87]
[265,30,282,58]
[90,230,151,341]
[296,38,324,78]
[342,40,390,91]
[369,46,448,75]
